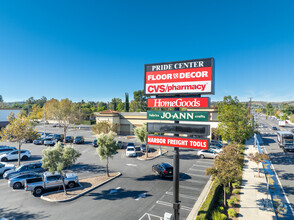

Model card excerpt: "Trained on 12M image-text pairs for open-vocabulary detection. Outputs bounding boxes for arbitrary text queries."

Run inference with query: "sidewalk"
[239,138,276,219]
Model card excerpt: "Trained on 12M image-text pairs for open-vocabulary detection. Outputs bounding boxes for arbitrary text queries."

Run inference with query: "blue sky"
[0,0,293,103]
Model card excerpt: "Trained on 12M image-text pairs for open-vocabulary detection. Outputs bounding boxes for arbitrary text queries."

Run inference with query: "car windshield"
[127,148,135,151]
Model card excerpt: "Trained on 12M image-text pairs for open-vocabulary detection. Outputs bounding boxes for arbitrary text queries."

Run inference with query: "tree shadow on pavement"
[261,137,276,145]
[68,163,105,174]
[267,152,294,165]
[0,207,49,219]
[88,188,151,201]
[163,153,198,160]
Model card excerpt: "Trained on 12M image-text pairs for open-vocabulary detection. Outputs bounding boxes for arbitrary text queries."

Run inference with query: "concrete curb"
[41,172,122,202]
[186,176,213,220]
[137,150,168,161]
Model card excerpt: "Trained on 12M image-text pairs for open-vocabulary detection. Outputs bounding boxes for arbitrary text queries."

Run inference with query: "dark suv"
[74,136,84,144]
[65,136,74,143]
[54,134,64,142]
[3,161,45,179]
[152,163,173,178]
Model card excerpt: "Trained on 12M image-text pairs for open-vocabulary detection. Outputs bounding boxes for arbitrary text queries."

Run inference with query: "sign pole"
[173,105,180,220]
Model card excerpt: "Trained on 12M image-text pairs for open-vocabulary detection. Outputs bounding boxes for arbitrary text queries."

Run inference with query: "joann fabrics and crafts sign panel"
[144,58,214,96]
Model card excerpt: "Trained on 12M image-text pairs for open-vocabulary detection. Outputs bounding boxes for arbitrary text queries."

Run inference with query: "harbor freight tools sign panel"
[147,111,209,122]
[147,135,209,150]
[147,123,210,136]
[144,58,214,96]
[147,97,210,108]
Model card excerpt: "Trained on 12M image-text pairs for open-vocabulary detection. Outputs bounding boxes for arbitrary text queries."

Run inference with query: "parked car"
[210,140,223,148]
[0,146,17,155]
[3,161,45,179]
[92,139,98,148]
[44,137,57,146]
[65,136,74,143]
[140,144,150,152]
[152,163,173,178]
[25,171,79,196]
[197,149,218,159]
[25,139,33,143]
[117,141,123,149]
[0,162,15,175]
[33,138,45,145]
[53,134,64,142]
[210,146,223,153]
[272,126,278,130]
[9,173,42,189]
[291,129,294,134]
[53,123,61,127]
[127,143,135,147]
[74,136,84,144]
[0,150,31,162]
[126,146,136,157]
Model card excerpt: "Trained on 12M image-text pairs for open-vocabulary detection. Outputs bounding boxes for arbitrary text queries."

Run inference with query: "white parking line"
[186,173,208,178]
[138,213,163,220]
[165,191,197,200]
[195,161,214,165]
[192,164,211,168]
[126,164,137,167]
[189,168,206,172]
[156,201,192,211]
[185,179,206,184]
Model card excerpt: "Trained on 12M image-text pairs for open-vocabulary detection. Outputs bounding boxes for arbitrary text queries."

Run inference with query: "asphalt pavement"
[0,124,212,220]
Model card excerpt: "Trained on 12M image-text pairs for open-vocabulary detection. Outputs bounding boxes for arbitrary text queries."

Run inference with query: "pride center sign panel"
[144,58,214,96]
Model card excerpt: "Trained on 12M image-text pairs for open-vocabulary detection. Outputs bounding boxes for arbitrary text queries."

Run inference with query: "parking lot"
[0,124,213,220]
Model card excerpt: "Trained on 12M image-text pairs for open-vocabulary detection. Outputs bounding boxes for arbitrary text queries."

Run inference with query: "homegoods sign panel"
[144,58,214,96]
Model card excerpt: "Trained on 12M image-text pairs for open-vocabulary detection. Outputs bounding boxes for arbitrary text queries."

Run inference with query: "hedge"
[196,180,220,220]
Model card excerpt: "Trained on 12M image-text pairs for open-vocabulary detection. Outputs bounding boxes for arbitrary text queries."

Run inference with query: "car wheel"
[1,157,8,162]
[160,173,164,179]
[22,155,29,160]
[68,181,75,188]
[33,187,44,196]
[13,182,22,189]
[200,155,205,159]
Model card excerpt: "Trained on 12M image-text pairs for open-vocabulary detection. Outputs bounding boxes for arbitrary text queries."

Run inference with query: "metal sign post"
[173,106,180,220]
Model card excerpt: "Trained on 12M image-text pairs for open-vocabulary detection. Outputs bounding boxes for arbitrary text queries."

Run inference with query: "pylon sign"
[144,58,214,96]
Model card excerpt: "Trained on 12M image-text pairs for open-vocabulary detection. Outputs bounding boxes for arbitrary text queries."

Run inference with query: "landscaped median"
[41,172,121,202]
[137,148,167,161]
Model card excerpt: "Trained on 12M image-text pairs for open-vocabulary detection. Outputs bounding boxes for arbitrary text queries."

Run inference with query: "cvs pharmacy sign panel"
[144,58,214,96]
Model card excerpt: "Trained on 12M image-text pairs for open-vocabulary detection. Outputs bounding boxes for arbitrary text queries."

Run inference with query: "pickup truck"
[25,172,79,196]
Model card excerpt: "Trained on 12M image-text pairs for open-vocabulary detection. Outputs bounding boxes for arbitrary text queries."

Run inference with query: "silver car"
[8,173,42,189]
[197,149,218,159]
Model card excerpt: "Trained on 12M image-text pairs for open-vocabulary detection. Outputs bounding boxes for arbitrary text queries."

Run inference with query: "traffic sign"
[147,123,210,136]
[147,111,209,122]
[147,135,209,150]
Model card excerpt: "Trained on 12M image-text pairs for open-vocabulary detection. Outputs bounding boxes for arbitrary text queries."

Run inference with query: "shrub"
[228,208,237,218]
[216,206,224,213]
[225,187,230,195]
[212,210,227,220]
[231,197,239,202]
[232,189,240,194]
[232,182,240,189]
[227,199,235,207]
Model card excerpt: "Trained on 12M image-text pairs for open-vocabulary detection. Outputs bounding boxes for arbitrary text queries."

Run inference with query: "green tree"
[96,132,119,177]
[206,143,242,206]
[117,102,125,112]
[42,142,81,195]
[217,96,254,144]
[134,123,148,157]
[132,90,147,112]
[91,121,119,135]
[110,98,122,111]
[46,99,79,142]
[125,93,129,112]
[247,152,269,177]
[0,113,38,166]
[265,103,274,115]
[0,95,3,103]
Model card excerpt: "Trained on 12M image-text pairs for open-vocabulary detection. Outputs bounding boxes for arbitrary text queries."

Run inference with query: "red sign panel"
[144,58,214,96]
[147,135,209,150]
[147,97,209,108]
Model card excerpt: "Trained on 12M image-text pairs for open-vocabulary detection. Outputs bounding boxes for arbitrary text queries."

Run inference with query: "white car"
[197,149,218,159]
[0,162,15,175]
[0,146,17,155]
[44,137,57,146]
[210,147,223,153]
[126,146,137,157]
[0,150,31,162]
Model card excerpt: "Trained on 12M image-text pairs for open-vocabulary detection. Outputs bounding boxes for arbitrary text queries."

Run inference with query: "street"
[255,114,294,212]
